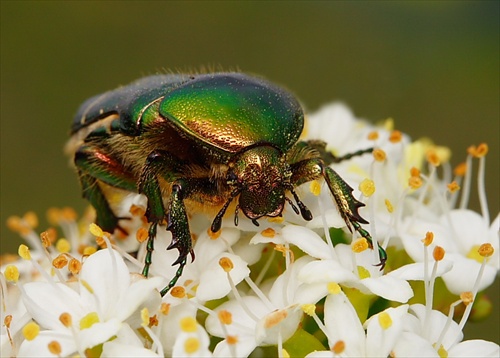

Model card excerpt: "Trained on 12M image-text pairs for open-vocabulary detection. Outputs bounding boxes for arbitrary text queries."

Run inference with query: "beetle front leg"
[291,158,386,269]
[138,150,194,296]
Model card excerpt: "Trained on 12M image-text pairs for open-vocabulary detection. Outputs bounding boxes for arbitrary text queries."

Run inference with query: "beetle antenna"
[290,189,313,221]
[285,196,300,215]
[211,189,239,233]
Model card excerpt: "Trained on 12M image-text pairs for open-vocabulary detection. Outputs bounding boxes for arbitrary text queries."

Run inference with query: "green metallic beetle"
[67,72,386,296]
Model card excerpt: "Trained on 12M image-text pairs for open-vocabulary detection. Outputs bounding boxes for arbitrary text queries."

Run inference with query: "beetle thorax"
[231,145,290,220]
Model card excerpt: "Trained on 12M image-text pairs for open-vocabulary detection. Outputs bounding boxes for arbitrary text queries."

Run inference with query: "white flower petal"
[102,342,161,357]
[17,331,76,357]
[114,276,163,322]
[392,331,439,358]
[78,318,123,350]
[365,305,408,356]
[255,306,302,345]
[281,225,332,259]
[196,253,250,301]
[389,261,453,281]
[213,336,256,358]
[299,260,357,284]
[448,340,499,358]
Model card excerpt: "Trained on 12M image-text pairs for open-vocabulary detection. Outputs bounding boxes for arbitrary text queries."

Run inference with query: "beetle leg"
[297,140,373,165]
[290,158,386,269]
[138,150,195,296]
[74,144,137,233]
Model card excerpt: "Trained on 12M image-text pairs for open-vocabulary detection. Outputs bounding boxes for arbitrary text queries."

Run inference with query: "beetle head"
[231,145,288,222]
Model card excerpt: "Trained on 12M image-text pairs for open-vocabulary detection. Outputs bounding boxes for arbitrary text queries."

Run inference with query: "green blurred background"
[1,1,498,344]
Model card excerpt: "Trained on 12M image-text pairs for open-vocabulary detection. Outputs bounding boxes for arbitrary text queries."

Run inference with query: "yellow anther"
[474,143,488,158]
[141,308,150,326]
[352,237,369,253]
[56,238,71,253]
[180,316,197,333]
[433,246,445,261]
[82,246,97,256]
[384,199,394,213]
[454,162,467,177]
[301,304,316,316]
[310,180,321,196]
[89,223,104,237]
[460,292,474,306]
[48,340,62,355]
[274,244,295,263]
[4,315,12,328]
[426,150,441,167]
[378,312,393,329]
[22,322,40,341]
[359,178,375,197]
[219,257,234,272]
[264,309,287,328]
[410,167,421,177]
[372,148,386,162]
[52,254,69,269]
[40,228,57,247]
[23,211,39,229]
[478,243,494,258]
[171,286,186,298]
[436,344,448,358]
[129,204,145,217]
[282,348,291,358]
[422,232,434,246]
[261,228,276,238]
[61,207,77,221]
[356,265,370,279]
[408,176,423,189]
[327,282,341,295]
[68,259,82,275]
[46,207,62,225]
[59,312,72,328]
[149,315,159,327]
[136,227,149,243]
[160,303,171,315]
[389,130,402,143]
[447,181,460,193]
[332,340,346,354]
[4,265,19,282]
[218,310,233,325]
[227,335,238,345]
[208,228,221,239]
[18,244,31,260]
[367,131,379,140]
[184,337,200,354]
[80,312,99,330]
[268,216,284,223]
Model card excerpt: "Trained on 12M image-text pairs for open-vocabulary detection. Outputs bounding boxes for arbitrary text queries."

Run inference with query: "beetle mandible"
[67,72,386,296]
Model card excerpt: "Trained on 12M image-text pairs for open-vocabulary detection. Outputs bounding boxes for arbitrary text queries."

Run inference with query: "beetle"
[66,72,386,296]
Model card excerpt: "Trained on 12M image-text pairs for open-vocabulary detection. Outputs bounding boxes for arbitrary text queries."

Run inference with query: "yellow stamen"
[261,228,276,238]
[219,257,234,272]
[22,322,40,341]
[426,150,441,167]
[48,340,62,355]
[80,279,94,294]
[274,244,295,263]
[359,178,375,197]
[352,237,369,253]
[61,207,77,221]
[478,243,494,258]
[310,180,321,196]
[40,228,57,247]
[129,204,145,217]
[378,312,392,329]
[89,223,104,237]
[56,238,71,253]
[373,148,386,162]
[208,228,221,239]
[218,310,233,325]
[4,315,12,328]
[282,348,291,358]
[136,227,149,243]
[433,246,445,261]
[184,337,200,354]
[460,292,474,306]
[83,246,97,256]
[160,303,171,315]
[367,131,379,140]
[180,316,197,332]
[46,207,62,225]
[384,199,394,213]
[80,312,99,330]
[436,344,448,358]
[408,176,423,189]
[454,162,467,177]
[421,232,434,246]
[6,216,30,235]
[5,265,19,282]
[227,335,238,345]
[141,308,150,326]
[171,286,186,298]
[149,314,159,327]
[23,211,39,229]
[301,304,316,316]
[327,282,341,294]
[68,259,82,275]
[389,130,402,143]
[59,313,72,327]
[264,309,287,328]
[52,254,69,269]
[268,216,284,223]
[18,244,31,260]
[410,167,421,177]
[447,181,460,193]
[331,340,345,354]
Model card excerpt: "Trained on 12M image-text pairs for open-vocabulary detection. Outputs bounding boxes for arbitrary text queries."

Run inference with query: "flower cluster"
[1,103,498,357]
